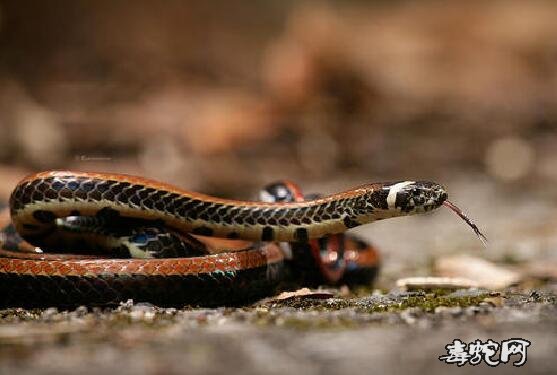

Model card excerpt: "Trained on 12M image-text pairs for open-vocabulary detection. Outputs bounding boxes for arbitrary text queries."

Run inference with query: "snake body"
[0,171,448,307]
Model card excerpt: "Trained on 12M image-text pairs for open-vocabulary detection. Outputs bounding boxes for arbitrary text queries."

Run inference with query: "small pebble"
[396,276,478,291]
[40,307,59,321]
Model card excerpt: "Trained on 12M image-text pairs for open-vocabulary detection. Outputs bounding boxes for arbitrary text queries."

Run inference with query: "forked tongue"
[443,200,488,247]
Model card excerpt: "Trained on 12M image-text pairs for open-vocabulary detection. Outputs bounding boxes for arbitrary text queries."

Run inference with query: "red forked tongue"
[443,200,488,247]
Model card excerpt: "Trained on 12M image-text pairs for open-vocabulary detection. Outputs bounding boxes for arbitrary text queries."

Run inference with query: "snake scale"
[0,170,477,307]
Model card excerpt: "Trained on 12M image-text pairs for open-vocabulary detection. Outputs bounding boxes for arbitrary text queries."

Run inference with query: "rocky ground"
[0,290,555,375]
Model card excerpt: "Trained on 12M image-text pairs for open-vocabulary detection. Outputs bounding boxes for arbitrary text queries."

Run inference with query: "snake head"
[380,180,448,214]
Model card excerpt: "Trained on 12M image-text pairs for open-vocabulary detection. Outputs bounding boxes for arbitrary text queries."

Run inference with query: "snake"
[0,170,481,307]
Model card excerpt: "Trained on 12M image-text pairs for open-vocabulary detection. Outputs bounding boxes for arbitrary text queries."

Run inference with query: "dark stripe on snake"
[33,210,56,224]
[294,228,309,242]
[261,226,274,241]
[192,226,214,237]
[343,216,359,229]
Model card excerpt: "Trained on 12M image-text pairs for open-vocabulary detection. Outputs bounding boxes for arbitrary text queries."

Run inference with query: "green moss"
[280,316,359,331]
[356,292,490,314]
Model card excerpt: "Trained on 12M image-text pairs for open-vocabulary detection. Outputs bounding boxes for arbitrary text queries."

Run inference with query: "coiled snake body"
[0,171,451,307]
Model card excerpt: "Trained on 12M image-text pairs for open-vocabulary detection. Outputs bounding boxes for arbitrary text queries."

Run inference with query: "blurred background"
[1,0,556,284]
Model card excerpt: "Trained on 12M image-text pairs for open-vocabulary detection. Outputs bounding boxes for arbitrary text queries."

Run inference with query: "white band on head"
[386,181,414,208]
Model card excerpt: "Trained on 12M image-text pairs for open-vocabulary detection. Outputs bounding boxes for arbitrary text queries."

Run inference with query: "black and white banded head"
[381,180,448,214]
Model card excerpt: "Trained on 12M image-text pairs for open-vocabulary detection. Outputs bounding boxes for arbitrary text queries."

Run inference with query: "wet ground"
[0,178,556,374]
